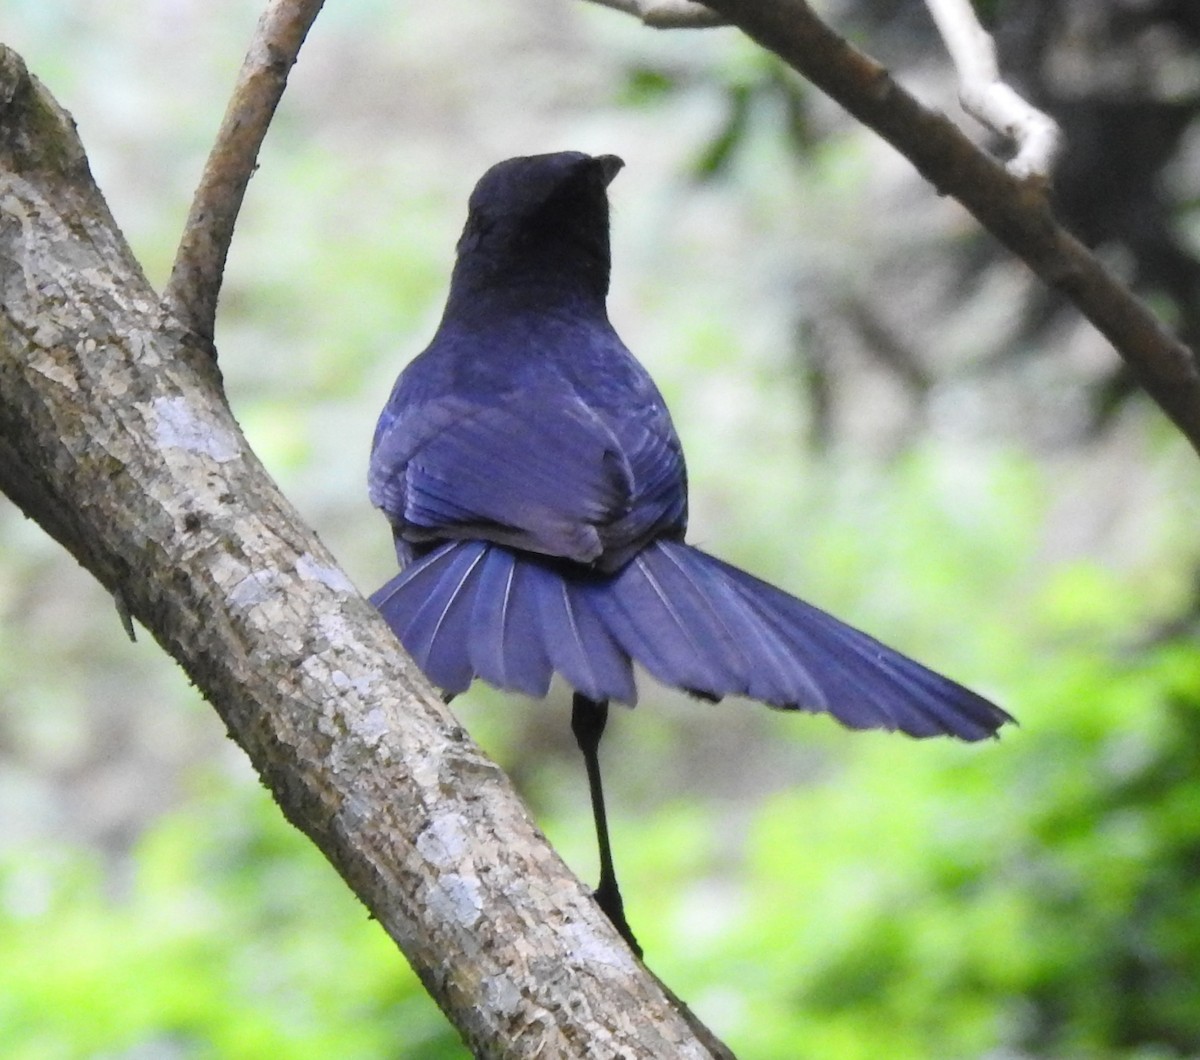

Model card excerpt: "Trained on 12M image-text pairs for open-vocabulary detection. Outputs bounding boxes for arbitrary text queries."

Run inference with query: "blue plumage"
[369,151,1011,954]
[370,538,1005,739]
[370,151,1010,742]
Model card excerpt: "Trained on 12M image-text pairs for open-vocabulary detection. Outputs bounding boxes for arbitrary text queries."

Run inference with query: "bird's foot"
[593,877,642,958]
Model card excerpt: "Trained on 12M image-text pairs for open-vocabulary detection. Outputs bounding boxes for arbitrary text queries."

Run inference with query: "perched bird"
[369,151,1012,956]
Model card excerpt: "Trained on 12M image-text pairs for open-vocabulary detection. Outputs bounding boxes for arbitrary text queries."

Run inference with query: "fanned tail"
[371,539,1011,740]
[595,541,1010,740]
[370,541,635,704]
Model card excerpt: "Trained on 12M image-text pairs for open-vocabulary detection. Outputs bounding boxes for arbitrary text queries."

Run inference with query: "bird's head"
[451,152,625,306]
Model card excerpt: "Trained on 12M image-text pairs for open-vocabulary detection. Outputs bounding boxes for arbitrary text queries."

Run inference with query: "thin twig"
[161,0,326,344]
[924,0,1060,180]
[579,0,726,29]
[683,0,1200,457]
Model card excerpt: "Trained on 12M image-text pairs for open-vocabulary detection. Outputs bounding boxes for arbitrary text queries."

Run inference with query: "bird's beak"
[596,154,625,186]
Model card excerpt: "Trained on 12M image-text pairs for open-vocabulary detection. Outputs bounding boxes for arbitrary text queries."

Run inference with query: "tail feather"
[529,564,637,705]
[582,551,733,697]
[651,542,832,708]
[466,548,553,698]
[704,547,1007,739]
[371,540,488,695]
[726,572,932,731]
[371,538,1011,740]
[595,544,827,708]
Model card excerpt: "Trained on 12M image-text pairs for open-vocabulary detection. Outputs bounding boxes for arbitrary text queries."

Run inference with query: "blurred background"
[3,0,1200,1056]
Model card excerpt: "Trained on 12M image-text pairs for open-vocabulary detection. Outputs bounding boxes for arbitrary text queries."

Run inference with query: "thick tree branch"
[160,0,325,344]
[691,0,1200,457]
[0,46,729,1059]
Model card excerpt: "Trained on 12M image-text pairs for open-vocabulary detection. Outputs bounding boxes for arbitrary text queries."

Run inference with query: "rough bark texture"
[0,45,726,1060]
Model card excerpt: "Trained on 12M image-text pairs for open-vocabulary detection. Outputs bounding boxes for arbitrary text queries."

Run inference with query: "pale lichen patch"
[416,812,472,868]
[229,567,285,607]
[296,552,356,593]
[426,871,484,929]
[153,394,240,461]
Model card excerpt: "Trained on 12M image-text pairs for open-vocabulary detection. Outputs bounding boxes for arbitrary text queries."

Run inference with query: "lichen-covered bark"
[0,45,724,1059]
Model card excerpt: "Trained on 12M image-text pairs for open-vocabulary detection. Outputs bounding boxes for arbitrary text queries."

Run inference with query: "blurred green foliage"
[4,2,1200,1058]
[1,785,459,1058]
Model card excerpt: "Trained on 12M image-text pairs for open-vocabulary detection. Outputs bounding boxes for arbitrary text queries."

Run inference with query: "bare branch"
[925,0,1060,180]
[160,0,326,344]
[578,0,726,29]
[701,0,1200,457]
[0,45,731,1058]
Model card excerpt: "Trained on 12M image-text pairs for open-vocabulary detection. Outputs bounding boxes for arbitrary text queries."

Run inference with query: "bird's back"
[369,306,688,571]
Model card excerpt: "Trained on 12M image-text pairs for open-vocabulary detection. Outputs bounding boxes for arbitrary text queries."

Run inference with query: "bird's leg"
[570,693,642,957]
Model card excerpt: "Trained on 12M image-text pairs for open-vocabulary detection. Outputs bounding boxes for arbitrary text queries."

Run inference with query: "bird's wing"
[597,402,687,562]
[370,387,676,564]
